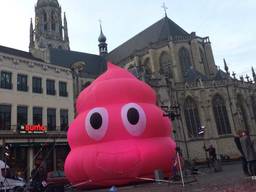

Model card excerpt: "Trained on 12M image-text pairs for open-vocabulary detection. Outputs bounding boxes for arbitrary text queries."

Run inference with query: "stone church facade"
[1,0,256,178]
[107,16,256,161]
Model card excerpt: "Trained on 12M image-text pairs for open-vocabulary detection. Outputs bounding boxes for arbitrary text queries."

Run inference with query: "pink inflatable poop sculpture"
[64,62,176,188]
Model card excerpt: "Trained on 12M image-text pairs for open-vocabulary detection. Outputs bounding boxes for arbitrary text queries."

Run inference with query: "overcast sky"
[0,0,255,79]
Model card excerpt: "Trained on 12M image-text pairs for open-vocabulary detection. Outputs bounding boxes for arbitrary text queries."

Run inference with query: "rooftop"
[107,16,190,64]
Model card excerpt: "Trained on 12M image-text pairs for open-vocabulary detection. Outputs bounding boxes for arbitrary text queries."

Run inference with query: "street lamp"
[161,103,190,160]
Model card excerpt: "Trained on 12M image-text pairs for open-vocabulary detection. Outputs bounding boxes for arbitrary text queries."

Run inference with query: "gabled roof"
[107,16,190,64]
[49,48,107,77]
[0,45,43,62]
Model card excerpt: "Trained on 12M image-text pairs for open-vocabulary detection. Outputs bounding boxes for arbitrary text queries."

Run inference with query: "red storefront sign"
[20,124,47,133]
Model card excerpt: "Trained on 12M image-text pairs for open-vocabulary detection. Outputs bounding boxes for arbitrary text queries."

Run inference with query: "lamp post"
[162,103,190,160]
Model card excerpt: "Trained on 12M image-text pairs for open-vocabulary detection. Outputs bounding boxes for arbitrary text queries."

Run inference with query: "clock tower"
[30,0,70,51]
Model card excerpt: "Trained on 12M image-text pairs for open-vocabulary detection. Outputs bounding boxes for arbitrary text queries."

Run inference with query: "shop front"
[0,132,69,180]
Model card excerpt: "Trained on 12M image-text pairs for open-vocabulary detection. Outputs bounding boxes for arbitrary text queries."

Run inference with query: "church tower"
[30,0,70,51]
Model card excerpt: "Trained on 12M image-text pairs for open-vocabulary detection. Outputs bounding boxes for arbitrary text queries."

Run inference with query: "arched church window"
[251,96,256,120]
[43,11,47,22]
[51,12,56,31]
[200,48,208,74]
[179,47,192,77]
[44,24,47,31]
[143,58,152,75]
[142,58,152,82]
[199,48,206,65]
[212,94,231,135]
[159,52,172,78]
[184,97,201,138]
[43,11,47,31]
[237,94,249,131]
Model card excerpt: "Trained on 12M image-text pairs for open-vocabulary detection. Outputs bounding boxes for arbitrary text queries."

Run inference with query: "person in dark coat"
[203,144,218,171]
[204,145,217,161]
[240,130,256,179]
[234,129,249,176]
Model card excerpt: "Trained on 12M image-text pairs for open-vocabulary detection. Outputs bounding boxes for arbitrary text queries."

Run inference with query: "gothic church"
[1,0,256,165]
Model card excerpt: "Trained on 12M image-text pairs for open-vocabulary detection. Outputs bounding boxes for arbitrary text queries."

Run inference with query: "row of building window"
[0,71,68,96]
[0,105,69,131]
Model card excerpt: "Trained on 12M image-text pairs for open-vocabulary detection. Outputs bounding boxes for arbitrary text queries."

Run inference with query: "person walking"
[240,130,256,180]
[204,145,217,161]
[204,145,219,171]
[234,129,250,176]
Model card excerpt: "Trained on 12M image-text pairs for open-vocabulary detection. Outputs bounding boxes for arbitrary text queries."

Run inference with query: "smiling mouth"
[95,147,141,177]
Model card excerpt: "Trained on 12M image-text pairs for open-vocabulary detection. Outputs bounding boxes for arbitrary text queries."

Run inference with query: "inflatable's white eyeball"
[85,107,108,140]
[121,103,146,136]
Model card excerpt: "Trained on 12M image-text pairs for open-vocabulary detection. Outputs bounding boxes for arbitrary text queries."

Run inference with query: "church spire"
[64,12,69,43]
[98,20,108,56]
[252,67,256,83]
[223,58,229,75]
[29,18,34,50]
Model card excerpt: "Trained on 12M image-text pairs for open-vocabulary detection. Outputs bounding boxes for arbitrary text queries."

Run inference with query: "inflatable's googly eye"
[85,107,108,140]
[121,103,146,136]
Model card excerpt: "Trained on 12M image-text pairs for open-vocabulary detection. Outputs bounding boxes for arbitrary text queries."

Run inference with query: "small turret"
[252,67,256,83]
[223,58,229,75]
[29,18,34,50]
[64,12,69,42]
[98,21,108,56]
[232,71,236,79]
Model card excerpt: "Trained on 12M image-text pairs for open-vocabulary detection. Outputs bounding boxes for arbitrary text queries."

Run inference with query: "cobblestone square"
[82,162,256,192]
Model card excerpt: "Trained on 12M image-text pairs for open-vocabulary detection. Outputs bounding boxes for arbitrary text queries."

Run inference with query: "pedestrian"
[204,144,217,170]
[240,130,256,180]
[234,129,250,176]
[204,145,217,161]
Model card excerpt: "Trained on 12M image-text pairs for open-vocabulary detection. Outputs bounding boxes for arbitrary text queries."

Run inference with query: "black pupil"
[127,108,139,125]
[90,112,102,129]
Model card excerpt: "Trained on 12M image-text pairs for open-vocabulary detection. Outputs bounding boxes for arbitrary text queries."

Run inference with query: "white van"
[0,160,25,192]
